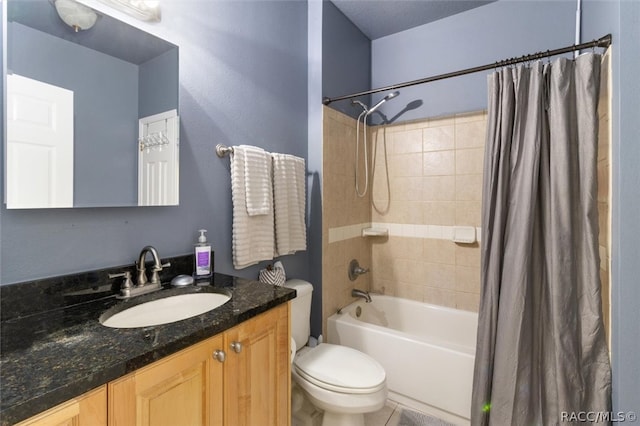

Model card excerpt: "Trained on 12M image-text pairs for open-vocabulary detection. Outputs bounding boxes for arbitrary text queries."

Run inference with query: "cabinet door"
[224,303,290,426]
[16,386,106,426]
[108,334,224,426]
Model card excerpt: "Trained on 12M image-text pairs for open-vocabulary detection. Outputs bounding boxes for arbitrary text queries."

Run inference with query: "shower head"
[366,91,400,115]
[384,91,400,100]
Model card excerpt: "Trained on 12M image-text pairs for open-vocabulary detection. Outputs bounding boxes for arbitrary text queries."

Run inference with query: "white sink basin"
[100,292,231,328]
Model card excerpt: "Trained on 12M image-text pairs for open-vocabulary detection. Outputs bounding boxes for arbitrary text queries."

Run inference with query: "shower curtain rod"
[322,34,612,105]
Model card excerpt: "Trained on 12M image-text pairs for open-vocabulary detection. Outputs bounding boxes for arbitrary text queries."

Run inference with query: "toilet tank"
[284,279,313,349]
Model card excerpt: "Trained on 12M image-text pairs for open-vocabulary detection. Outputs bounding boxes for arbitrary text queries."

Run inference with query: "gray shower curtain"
[471,53,612,425]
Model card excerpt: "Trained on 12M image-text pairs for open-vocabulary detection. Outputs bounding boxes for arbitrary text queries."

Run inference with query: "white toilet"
[285,279,387,426]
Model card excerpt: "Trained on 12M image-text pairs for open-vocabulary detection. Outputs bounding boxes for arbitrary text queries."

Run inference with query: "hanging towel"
[237,145,271,216]
[272,153,307,256]
[231,147,275,269]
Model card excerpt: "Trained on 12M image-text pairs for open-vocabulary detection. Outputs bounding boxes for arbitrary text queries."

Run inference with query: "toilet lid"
[293,344,386,393]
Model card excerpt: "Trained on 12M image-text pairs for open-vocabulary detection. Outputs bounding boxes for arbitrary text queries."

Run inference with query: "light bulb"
[54,0,98,32]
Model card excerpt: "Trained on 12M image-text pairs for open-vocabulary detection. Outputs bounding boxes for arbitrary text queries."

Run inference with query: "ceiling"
[330,0,495,40]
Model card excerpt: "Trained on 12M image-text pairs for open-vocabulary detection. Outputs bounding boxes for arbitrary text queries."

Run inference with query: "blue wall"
[322,0,371,119]
[1,1,309,285]
[370,0,639,414]
[371,1,575,121]
[139,47,179,118]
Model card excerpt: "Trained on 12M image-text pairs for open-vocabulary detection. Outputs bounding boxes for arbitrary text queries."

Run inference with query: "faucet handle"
[150,261,171,272]
[108,271,132,285]
[348,259,370,281]
[149,261,171,284]
[108,271,134,295]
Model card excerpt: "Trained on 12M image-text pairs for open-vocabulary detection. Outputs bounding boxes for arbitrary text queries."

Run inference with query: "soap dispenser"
[194,229,212,278]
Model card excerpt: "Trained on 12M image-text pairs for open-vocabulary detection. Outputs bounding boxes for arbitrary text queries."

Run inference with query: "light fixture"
[97,0,161,22]
[54,0,98,32]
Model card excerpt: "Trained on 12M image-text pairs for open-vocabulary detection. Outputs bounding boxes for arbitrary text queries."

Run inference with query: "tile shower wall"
[322,106,372,336]
[369,111,486,312]
[323,69,611,331]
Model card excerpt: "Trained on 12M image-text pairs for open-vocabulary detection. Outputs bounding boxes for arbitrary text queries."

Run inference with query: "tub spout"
[352,288,372,303]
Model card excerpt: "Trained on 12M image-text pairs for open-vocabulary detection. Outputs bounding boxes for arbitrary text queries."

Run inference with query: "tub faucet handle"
[348,259,370,281]
[355,265,369,274]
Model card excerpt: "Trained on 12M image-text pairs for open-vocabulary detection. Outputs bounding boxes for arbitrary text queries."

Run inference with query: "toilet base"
[321,411,365,426]
[292,382,323,426]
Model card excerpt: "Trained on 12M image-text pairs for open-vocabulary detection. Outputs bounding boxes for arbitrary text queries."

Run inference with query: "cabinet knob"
[213,349,226,362]
[230,341,243,353]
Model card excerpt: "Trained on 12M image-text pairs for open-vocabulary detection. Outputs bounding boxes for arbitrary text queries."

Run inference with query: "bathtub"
[326,295,478,423]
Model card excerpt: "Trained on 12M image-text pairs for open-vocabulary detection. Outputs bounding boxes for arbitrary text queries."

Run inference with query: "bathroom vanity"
[0,258,295,426]
[109,303,290,426]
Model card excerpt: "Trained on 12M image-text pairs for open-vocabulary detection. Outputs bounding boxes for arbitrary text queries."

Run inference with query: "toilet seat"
[293,343,386,394]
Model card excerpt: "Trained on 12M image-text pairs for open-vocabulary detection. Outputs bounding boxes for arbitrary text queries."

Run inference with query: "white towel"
[231,147,275,269]
[272,153,307,256]
[237,145,271,216]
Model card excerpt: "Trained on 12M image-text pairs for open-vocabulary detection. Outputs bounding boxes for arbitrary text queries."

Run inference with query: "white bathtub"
[327,295,478,423]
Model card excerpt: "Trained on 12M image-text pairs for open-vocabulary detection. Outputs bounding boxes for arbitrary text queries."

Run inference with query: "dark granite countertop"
[0,267,295,425]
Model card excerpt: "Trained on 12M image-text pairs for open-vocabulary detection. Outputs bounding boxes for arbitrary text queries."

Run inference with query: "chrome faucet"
[351,288,372,303]
[109,246,170,299]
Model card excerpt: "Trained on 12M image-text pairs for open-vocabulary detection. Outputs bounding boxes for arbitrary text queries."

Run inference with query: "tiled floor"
[365,400,455,426]
[364,400,404,426]
[292,396,456,426]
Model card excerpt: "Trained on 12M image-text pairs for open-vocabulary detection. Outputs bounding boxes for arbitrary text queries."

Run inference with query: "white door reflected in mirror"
[6,74,74,208]
[138,109,179,206]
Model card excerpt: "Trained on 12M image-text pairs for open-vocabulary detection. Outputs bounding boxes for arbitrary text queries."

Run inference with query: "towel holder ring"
[216,144,234,158]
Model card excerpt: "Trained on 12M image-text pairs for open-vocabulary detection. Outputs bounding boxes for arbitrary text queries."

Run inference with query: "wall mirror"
[4,0,179,208]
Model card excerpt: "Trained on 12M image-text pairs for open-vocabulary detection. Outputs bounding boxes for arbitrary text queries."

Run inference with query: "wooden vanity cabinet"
[223,302,291,426]
[15,386,107,426]
[108,334,224,426]
[108,302,290,426]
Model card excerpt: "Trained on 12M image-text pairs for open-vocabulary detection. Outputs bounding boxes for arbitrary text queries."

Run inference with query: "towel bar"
[216,144,234,157]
